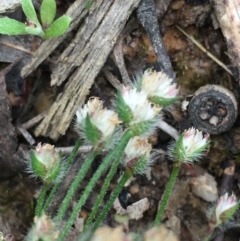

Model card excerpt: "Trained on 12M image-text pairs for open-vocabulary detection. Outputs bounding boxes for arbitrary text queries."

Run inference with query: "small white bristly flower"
[170,127,209,163]
[26,213,59,241]
[91,108,120,141]
[123,136,152,174]
[76,97,121,145]
[140,69,178,107]
[76,97,103,125]
[208,193,239,230]
[30,143,62,183]
[121,86,160,125]
[35,143,59,170]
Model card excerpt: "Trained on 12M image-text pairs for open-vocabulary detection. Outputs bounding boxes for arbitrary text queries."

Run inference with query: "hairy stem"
[155,163,180,224]
[58,130,134,241]
[35,183,50,217]
[92,170,132,231]
[43,139,81,212]
[55,150,97,222]
[84,141,131,229]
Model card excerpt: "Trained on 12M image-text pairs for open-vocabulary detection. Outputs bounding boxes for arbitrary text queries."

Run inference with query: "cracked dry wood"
[0,0,21,13]
[210,0,240,81]
[34,0,141,140]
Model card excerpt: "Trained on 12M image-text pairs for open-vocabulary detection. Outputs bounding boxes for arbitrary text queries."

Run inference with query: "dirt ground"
[1,0,240,241]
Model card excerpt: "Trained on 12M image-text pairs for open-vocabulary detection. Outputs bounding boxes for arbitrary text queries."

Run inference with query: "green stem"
[35,183,50,217]
[58,130,134,241]
[55,150,97,223]
[43,139,82,212]
[154,163,180,224]
[92,170,132,231]
[84,141,131,230]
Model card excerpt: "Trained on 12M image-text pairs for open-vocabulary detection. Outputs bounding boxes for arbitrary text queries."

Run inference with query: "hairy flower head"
[122,136,152,174]
[139,69,179,107]
[26,213,59,241]
[208,193,239,230]
[169,127,209,163]
[76,97,121,147]
[30,143,62,183]
[119,86,160,125]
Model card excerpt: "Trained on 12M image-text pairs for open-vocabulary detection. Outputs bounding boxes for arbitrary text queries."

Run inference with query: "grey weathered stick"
[34,0,141,140]
[137,0,176,82]
[50,0,107,86]
[103,69,121,89]
[210,0,240,81]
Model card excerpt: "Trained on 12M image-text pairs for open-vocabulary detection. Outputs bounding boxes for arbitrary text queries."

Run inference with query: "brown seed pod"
[188,85,238,134]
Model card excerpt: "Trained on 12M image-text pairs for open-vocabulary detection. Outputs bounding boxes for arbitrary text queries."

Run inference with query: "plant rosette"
[0,0,71,39]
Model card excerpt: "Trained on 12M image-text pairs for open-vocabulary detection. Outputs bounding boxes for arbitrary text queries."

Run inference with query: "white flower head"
[140,69,179,107]
[30,143,62,183]
[208,193,239,230]
[169,127,209,163]
[123,136,152,174]
[91,108,121,141]
[76,97,121,146]
[121,86,160,125]
[26,214,59,241]
[35,143,58,169]
[76,97,103,126]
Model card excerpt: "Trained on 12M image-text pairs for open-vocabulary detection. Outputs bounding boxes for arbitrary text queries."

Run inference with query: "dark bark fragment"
[137,0,176,82]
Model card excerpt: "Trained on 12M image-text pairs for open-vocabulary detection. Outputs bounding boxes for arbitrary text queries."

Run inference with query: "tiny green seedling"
[0,0,71,39]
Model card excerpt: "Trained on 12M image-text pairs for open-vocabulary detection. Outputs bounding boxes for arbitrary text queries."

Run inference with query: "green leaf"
[40,0,56,28]
[149,96,179,107]
[30,150,47,179]
[0,18,27,35]
[21,0,41,26]
[46,154,61,183]
[116,89,133,125]
[85,114,101,145]
[44,15,71,39]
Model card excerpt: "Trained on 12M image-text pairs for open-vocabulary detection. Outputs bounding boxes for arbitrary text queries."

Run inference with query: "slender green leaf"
[21,0,41,26]
[85,114,101,145]
[40,0,56,28]
[0,18,27,35]
[44,15,71,39]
